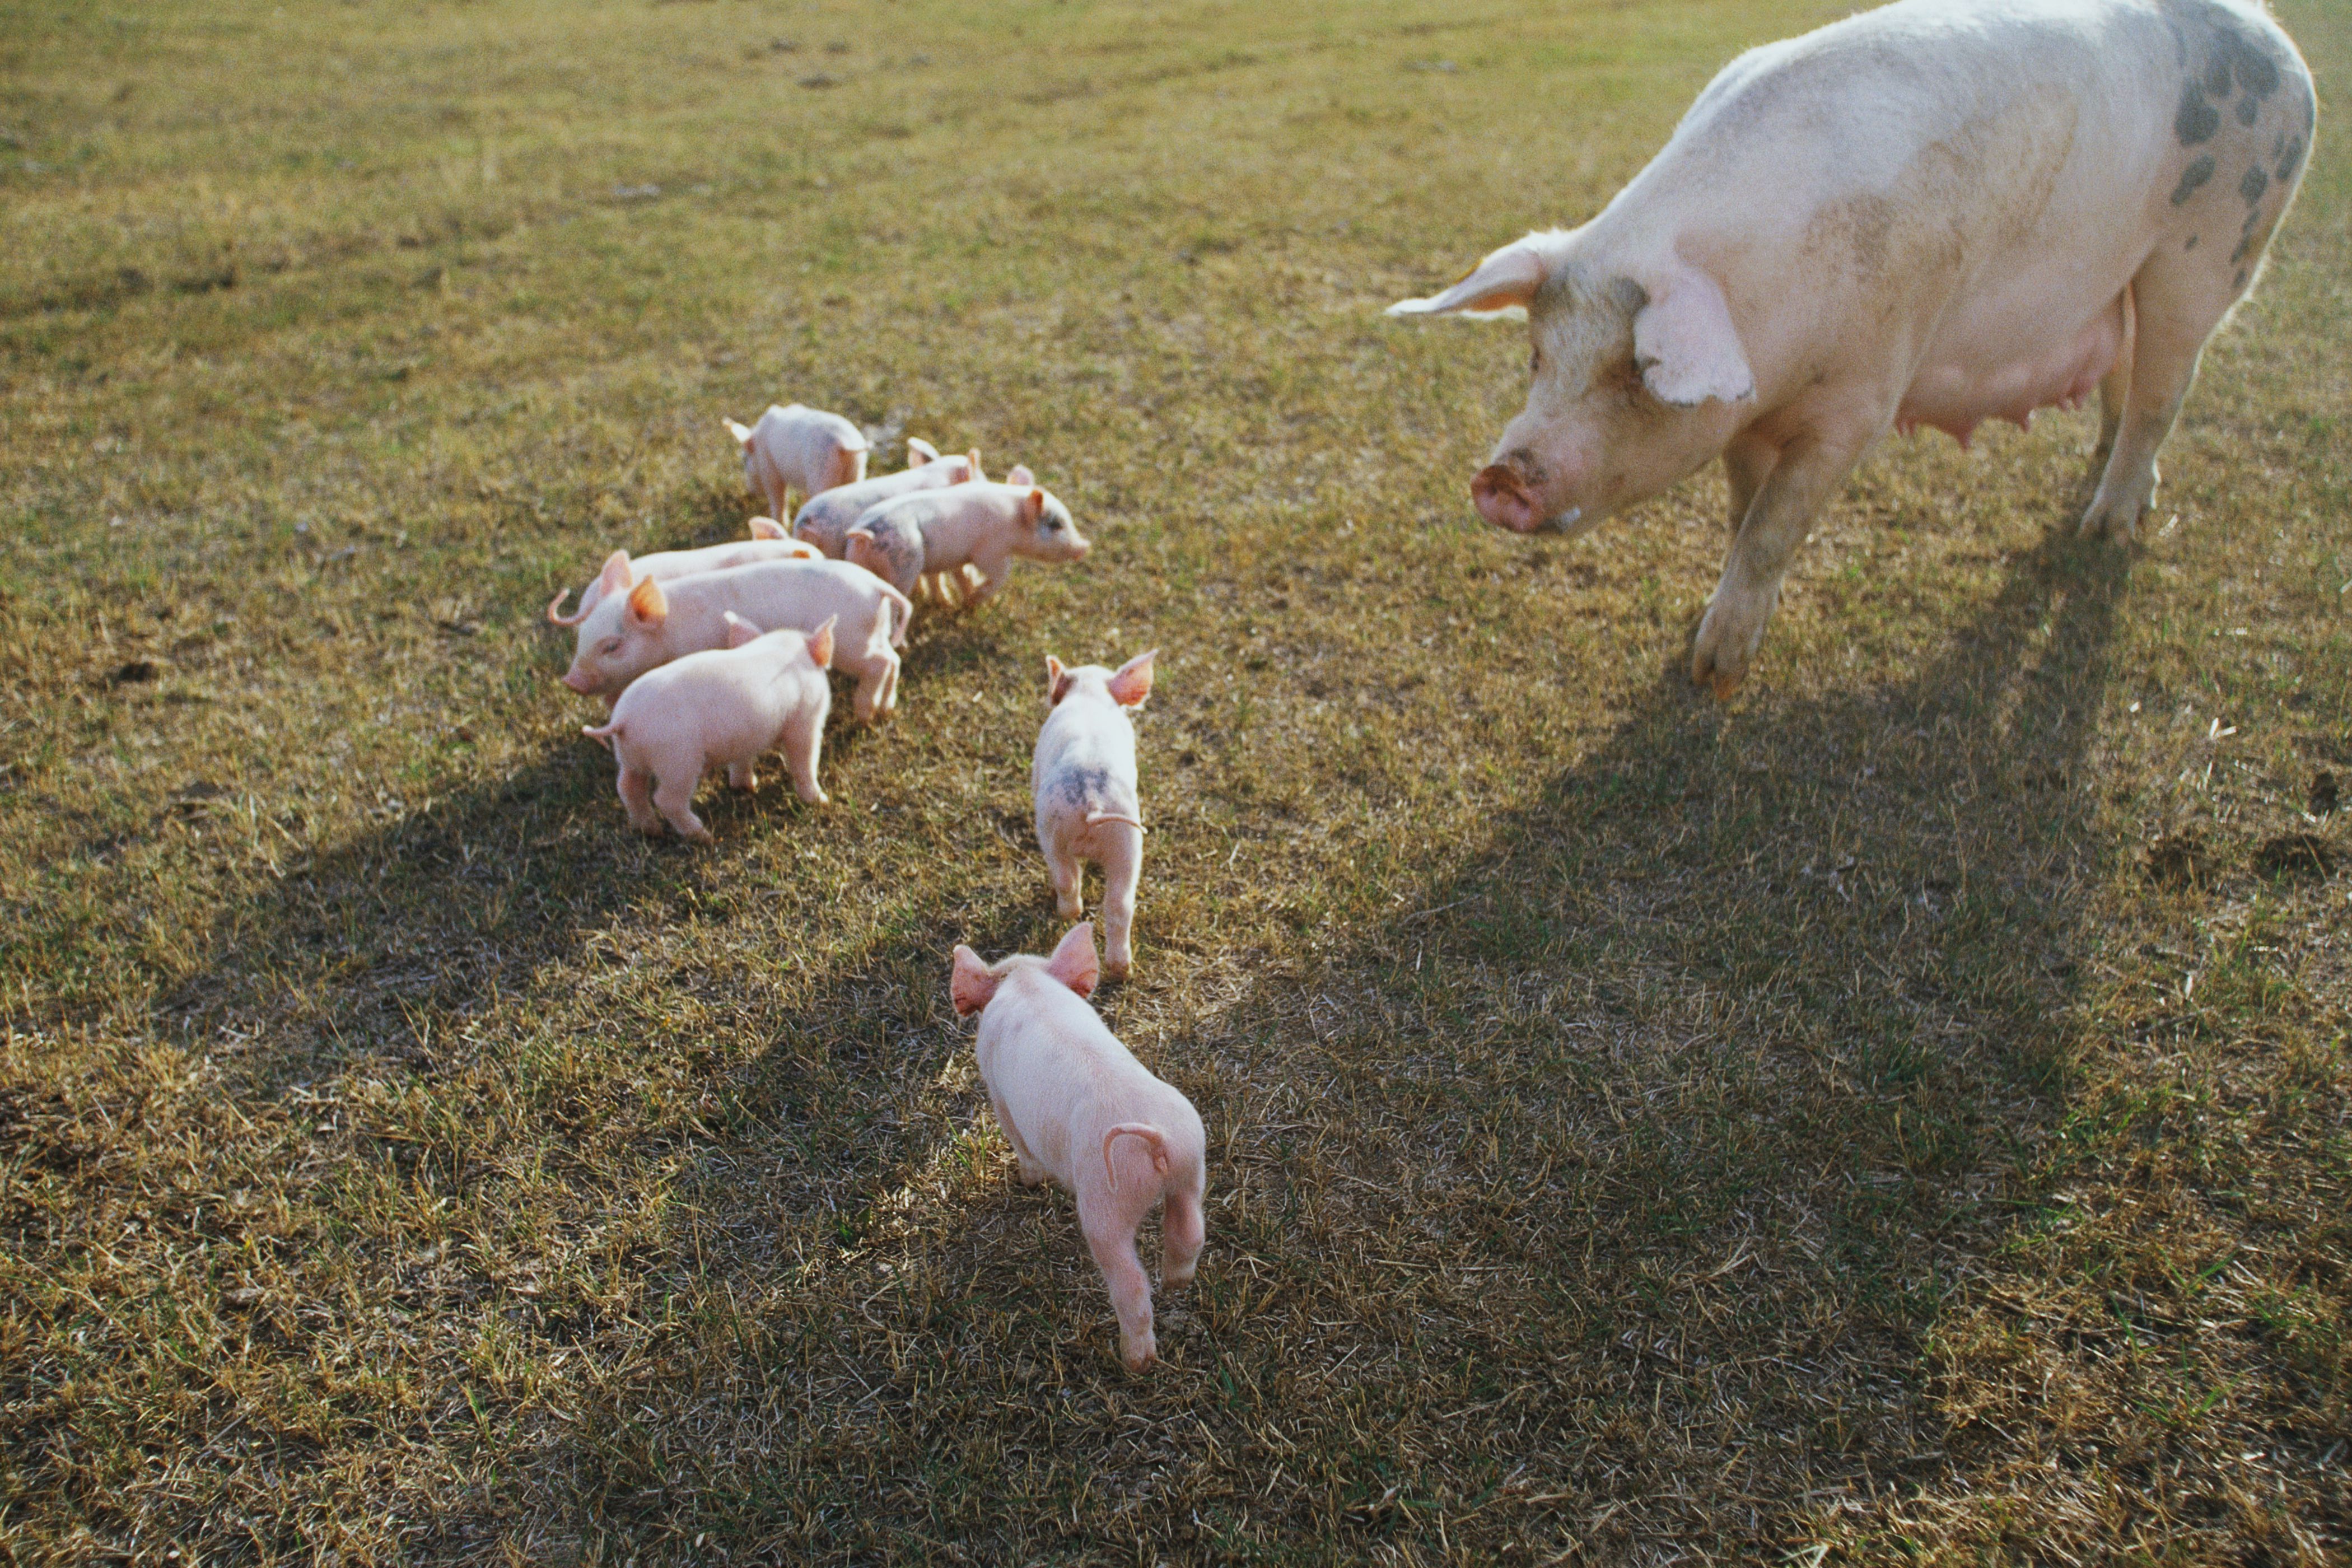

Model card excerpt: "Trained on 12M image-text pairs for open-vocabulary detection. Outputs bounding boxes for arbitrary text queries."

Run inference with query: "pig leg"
[1044,837,1085,920]
[782,710,828,805]
[2079,258,2238,540]
[651,768,714,845]
[2089,287,2135,475]
[987,1089,1048,1187]
[1691,420,1877,699]
[1721,430,1778,534]
[955,552,1010,609]
[727,759,758,792]
[615,763,665,837]
[1079,1195,1158,1370]
[1096,823,1143,979]
[1161,1177,1206,1288]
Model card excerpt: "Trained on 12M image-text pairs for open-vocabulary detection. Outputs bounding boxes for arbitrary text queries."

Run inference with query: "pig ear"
[1046,923,1099,998]
[906,437,938,466]
[1006,464,1034,487]
[626,574,668,628]
[964,449,985,483]
[1024,487,1046,520]
[722,611,763,648]
[807,614,837,670]
[725,417,755,449]
[748,516,787,540]
[1107,648,1156,709]
[1045,655,1074,706]
[1387,237,1550,319]
[595,549,634,600]
[1631,270,1754,408]
[951,945,1000,1017]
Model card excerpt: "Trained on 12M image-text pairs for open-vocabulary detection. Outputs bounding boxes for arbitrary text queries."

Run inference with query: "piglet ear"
[1631,269,1754,408]
[748,516,788,540]
[1006,464,1034,487]
[951,945,1000,1017]
[905,437,939,467]
[722,611,764,649]
[725,417,755,449]
[595,549,634,600]
[1046,923,1099,998]
[1388,235,1551,319]
[1024,487,1046,521]
[963,449,985,483]
[626,574,668,629]
[1106,648,1156,710]
[807,614,837,670]
[1045,654,1072,706]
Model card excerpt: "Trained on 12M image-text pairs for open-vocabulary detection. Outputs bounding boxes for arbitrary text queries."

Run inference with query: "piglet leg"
[1080,1194,1157,1370]
[1096,822,1143,979]
[1045,839,1084,921]
[617,764,664,837]
[1161,1178,1206,1289]
[652,771,714,845]
[727,760,758,792]
[782,711,828,806]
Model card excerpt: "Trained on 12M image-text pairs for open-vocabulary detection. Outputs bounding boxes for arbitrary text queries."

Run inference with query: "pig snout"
[1471,460,1544,534]
[561,665,598,694]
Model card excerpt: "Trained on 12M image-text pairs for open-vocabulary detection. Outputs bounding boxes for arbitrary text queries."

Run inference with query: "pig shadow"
[1192,524,2135,1558]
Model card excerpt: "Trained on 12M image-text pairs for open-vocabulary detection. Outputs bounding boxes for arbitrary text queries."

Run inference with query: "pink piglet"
[952,923,1206,1371]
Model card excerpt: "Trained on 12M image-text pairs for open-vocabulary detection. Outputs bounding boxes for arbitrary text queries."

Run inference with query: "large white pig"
[559,557,909,724]
[724,404,869,518]
[792,440,984,558]
[546,523,819,627]
[1389,0,2313,696]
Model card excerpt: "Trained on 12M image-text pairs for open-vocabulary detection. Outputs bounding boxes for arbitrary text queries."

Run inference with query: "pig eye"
[1530,345,1544,372]
[1043,517,1063,531]
[598,637,623,656]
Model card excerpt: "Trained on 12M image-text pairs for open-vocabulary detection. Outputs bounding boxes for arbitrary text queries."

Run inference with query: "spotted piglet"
[581,612,836,842]
[1032,650,1155,978]
[951,923,1207,1371]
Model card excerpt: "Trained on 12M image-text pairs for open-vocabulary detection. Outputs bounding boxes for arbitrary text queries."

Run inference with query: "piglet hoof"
[1016,1161,1048,1188]
[680,825,716,846]
[797,787,830,807]
[628,816,665,838]
[729,769,758,793]
[1119,1333,1158,1373]
[1102,953,1132,982]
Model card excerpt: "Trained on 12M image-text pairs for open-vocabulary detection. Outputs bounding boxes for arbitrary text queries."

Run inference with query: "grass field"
[3,0,2349,1561]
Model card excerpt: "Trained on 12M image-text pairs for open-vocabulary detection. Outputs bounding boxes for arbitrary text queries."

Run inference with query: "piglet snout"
[1471,461,1543,534]
[561,668,598,694]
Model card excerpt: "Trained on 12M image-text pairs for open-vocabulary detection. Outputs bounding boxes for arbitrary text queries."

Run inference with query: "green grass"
[2,0,2348,1561]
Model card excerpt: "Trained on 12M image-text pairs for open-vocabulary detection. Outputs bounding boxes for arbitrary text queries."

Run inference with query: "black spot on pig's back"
[2170,154,2216,205]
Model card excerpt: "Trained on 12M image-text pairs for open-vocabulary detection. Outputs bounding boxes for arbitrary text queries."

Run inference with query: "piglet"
[1032,650,1155,978]
[580,612,835,841]
[794,441,983,558]
[845,466,1087,608]
[547,521,820,626]
[724,404,869,518]
[952,923,1207,1371]
[561,558,908,724]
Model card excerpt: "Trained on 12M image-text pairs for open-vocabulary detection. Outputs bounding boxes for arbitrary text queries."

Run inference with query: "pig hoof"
[1102,956,1132,982]
[799,787,829,806]
[2076,494,2148,541]
[1119,1337,1158,1373]
[1017,1163,1048,1187]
